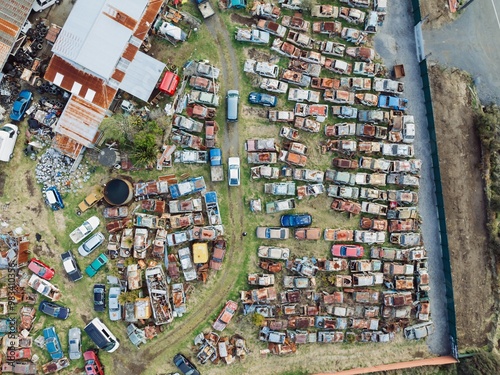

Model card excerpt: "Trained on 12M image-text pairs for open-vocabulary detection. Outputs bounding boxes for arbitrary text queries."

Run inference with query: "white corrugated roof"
[119,51,165,102]
[52,0,148,80]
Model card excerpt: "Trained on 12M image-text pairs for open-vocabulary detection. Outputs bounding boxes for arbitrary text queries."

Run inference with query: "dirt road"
[110,12,246,374]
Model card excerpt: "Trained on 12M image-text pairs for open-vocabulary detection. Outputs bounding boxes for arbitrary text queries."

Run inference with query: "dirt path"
[429,64,496,349]
[111,12,245,374]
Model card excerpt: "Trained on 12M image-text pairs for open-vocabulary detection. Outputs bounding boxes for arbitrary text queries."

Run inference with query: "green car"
[85,254,109,277]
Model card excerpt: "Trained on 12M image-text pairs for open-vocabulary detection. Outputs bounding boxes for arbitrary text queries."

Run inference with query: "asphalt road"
[375,1,451,355]
[422,0,500,105]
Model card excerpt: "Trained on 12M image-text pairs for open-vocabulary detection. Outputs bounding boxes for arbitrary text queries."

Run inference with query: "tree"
[252,313,265,327]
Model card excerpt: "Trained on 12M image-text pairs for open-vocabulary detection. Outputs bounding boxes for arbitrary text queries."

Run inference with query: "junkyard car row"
[0,0,434,373]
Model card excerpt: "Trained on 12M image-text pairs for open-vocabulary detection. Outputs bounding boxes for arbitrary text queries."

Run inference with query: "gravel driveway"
[374,1,451,356]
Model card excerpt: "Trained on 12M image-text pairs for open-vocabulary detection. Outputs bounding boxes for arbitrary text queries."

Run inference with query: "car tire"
[9,154,13,159]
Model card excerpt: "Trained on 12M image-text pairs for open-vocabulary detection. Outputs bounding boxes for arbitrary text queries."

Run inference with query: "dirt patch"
[0,172,5,197]
[24,171,35,196]
[420,0,458,29]
[429,63,495,348]
[230,13,255,26]
[245,48,280,64]
[241,105,268,119]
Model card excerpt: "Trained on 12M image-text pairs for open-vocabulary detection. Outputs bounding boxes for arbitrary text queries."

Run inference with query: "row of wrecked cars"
[236,0,433,355]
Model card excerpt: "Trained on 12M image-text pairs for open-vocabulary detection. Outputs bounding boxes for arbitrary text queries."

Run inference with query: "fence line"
[411,0,459,359]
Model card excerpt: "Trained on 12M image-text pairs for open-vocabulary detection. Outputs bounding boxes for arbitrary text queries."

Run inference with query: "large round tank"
[103,178,134,206]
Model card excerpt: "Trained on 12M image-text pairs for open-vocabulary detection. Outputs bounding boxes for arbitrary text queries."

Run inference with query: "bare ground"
[420,0,458,29]
[429,64,496,348]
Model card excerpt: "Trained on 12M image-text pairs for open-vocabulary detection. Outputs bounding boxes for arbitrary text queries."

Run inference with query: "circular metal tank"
[103,178,134,206]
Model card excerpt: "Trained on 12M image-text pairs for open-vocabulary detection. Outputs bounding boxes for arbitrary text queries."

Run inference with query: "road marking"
[491,0,500,30]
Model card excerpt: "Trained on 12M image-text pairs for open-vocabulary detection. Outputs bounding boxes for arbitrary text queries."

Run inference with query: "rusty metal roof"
[52,134,85,159]
[45,55,117,109]
[54,95,107,148]
[0,0,33,69]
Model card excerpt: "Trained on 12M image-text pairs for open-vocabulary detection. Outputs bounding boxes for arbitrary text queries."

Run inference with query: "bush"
[458,351,500,375]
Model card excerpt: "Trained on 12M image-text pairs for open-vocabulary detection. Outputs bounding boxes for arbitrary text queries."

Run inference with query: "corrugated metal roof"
[0,0,34,69]
[44,55,117,109]
[52,0,148,80]
[52,133,85,159]
[134,0,163,40]
[55,95,107,148]
[119,51,165,102]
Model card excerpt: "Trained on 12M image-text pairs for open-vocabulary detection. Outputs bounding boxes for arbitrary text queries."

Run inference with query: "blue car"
[43,326,64,360]
[10,90,32,121]
[44,186,64,211]
[85,254,109,277]
[39,300,70,320]
[248,92,277,107]
[280,213,312,228]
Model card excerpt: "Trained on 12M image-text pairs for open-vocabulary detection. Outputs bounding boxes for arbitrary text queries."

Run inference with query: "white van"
[84,317,120,353]
[226,90,239,122]
[0,124,19,162]
[32,0,59,12]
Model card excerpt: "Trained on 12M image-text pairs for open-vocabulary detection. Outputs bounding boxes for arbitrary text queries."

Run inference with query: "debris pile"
[35,149,92,193]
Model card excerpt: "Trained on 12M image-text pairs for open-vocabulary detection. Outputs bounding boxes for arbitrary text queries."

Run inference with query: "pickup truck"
[196,0,215,19]
[77,191,103,215]
[288,88,320,103]
[378,95,408,111]
[358,109,390,123]
[374,78,404,94]
[260,78,288,94]
[356,123,388,140]
[269,110,295,123]
[189,90,219,107]
[209,148,224,182]
[174,150,208,164]
[247,152,278,164]
[28,274,61,301]
[169,198,202,214]
[245,138,277,152]
[332,106,358,119]
[294,117,321,133]
[248,273,275,286]
[264,182,296,196]
[172,115,204,133]
[69,216,100,244]
[235,28,270,44]
[279,150,307,167]
[266,198,296,213]
[361,201,388,216]
[178,247,197,282]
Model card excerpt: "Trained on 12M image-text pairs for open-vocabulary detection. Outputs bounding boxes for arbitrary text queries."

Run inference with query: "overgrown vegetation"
[458,351,500,375]
[475,104,500,253]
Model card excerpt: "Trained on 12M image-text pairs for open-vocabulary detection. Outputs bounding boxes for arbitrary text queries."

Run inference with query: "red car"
[331,244,364,258]
[84,350,104,375]
[28,258,55,280]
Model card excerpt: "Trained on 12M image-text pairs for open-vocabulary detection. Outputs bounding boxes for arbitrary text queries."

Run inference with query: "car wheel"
[9,154,13,159]
[16,130,20,135]
[37,9,43,12]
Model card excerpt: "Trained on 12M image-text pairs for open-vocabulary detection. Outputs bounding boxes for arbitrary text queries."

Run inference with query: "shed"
[159,71,180,96]
[193,242,209,264]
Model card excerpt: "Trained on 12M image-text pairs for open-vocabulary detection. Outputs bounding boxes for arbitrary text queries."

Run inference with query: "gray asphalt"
[374,1,451,355]
[423,0,500,105]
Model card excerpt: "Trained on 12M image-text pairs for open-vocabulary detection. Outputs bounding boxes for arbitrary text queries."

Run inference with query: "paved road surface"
[423,0,500,105]
[375,1,451,356]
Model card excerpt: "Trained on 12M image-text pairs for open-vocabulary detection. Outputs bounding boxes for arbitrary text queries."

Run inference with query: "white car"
[0,124,19,162]
[78,232,105,256]
[32,0,59,12]
[228,157,241,186]
[108,287,122,321]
